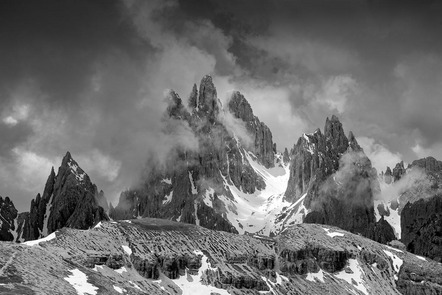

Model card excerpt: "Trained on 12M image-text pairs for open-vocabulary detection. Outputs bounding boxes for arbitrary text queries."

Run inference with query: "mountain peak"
[228,91,254,122]
[188,83,198,109]
[196,75,219,121]
[62,151,72,163]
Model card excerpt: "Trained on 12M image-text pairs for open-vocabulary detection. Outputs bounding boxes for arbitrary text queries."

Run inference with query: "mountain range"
[1,75,442,294]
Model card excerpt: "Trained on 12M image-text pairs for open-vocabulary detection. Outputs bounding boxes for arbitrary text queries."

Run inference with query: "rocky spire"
[166,90,188,119]
[228,91,275,168]
[188,83,198,109]
[392,161,406,181]
[348,131,362,152]
[324,115,349,154]
[283,147,290,164]
[384,166,393,184]
[196,75,220,122]
[15,152,109,241]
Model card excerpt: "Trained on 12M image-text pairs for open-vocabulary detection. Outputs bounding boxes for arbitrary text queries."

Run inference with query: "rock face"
[2,218,442,294]
[281,115,385,241]
[14,152,109,241]
[0,196,18,241]
[111,76,274,234]
[401,195,442,262]
[228,91,274,168]
[375,156,442,260]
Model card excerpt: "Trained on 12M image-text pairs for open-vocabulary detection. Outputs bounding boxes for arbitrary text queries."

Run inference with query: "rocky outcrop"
[228,91,274,168]
[283,147,290,164]
[393,161,406,182]
[284,115,379,238]
[4,217,442,294]
[367,217,396,244]
[401,194,442,262]
[411,157,442,175]
[14,152,109,241]
[0,196,18,241]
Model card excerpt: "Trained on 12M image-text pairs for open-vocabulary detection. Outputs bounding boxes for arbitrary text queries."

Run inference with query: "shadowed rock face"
[378,156,442,260]
[110,76,274,233]
[14,152,109,242]
[0,196,18,241]
[401,195,442,262]
[283,115,384,240]
[228,91,274,169]
[1,219,442,294]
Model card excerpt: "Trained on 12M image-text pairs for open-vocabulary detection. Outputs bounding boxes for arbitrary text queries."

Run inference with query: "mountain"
[1,217,441,294]
[110,76,393,244]
[110,76,278,234]
[376,156,442,261]
[280,115,395,243]
[5,152,109,242]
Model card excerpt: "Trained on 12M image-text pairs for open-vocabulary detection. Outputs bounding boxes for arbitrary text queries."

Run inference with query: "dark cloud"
[0,0,441,211]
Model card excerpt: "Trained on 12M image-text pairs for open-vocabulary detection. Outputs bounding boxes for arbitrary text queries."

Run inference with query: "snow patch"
[93,222,102,229]
[202,188,214,207]
[68,160,86,182]
[415,255,426,261]
[162,191,173,205]
[189,171,198,195]
[306,269,325,283]
[323,227,345,238]
[385,245,403,253]
[129,281,142,291]
[113,286,125,294]
[23,232,57,246]
[161,178,172,185]
[194,202,200,226]
[121,245,132,256]
[64,268,98,295]
[334,259,369,295]
[92,265,103,272]
[114,267,127,274]
[383,250,403,280]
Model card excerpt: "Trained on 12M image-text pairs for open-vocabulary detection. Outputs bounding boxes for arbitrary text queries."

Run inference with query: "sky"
[1,0,442,211]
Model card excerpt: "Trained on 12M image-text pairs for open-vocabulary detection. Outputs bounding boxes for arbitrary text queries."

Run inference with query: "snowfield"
[217,151,306,235]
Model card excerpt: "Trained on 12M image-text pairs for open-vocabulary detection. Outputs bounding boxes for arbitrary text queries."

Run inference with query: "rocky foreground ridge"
[1,218,441,295]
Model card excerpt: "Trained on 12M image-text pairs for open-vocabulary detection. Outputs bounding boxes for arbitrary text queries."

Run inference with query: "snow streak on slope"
[374,179,401,239]
[41,194,53,237]
[23,232,57,246]
[217,151,306,236]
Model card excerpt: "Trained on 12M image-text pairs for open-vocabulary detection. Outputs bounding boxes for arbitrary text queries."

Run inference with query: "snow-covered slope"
[215,151,301,235]
[374,178,402,239]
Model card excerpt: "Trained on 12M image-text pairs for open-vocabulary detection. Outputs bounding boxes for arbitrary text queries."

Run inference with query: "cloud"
[1,0,442,213]
[358,136,402,172]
